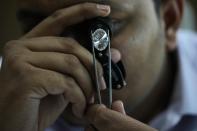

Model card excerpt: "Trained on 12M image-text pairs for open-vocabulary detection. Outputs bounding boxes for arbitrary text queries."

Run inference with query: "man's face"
[18,0,168,120]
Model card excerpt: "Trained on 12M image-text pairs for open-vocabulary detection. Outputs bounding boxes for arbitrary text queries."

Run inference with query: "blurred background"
[0,0,197,53]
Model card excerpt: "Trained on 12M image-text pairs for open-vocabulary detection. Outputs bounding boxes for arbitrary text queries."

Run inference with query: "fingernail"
[118,101,126,115]
[100,77,107,90]
[97,4,110,14]
[119,101,124,108]
[100,104,106,108]
[111,48,121,63]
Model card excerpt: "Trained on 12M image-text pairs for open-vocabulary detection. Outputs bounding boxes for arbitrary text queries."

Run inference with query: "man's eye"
[111,19,127,36]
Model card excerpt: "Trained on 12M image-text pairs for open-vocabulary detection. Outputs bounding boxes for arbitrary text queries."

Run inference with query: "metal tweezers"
[90,0,127,109]
[91,29,112,108]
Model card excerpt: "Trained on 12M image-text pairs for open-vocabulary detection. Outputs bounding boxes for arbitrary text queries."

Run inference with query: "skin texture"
[85,101,157,131]
[0,0,183,131]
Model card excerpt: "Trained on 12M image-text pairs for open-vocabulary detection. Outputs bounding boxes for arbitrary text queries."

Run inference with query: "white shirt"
[149,30,197,131]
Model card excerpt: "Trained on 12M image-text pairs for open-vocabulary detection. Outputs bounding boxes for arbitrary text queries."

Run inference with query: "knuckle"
[59,37,78,52]
[28,71,50,89]
[6,60,28,81]
[66,77,77,88]
[65,38,76,49]
[67,54,80,67]
[65,37,77,44]
[80,2,90,10]
[49,10,65,27]
[3,40,18,55]
[51,9,64,19]
[7,56,25,73]
[80,3,93,14]
[65,38,78,50]
[3,43,29,74]
[41,36,54,40]
[6,51,27,66]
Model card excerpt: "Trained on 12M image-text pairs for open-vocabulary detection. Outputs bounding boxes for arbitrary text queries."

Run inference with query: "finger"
[39,95,69,130]
[112,100,126,115]
[22,3,110,38]
[26,65,86,118]
[110,48,121,63]
[28,51,94,101]
[86,104,157,131]
[20,37,105,89]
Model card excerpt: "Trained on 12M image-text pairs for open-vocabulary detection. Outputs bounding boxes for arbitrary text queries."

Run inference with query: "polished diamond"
[92,28,109,51]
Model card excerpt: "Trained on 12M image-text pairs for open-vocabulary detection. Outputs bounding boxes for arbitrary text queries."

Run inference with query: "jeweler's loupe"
[89,17,126,108]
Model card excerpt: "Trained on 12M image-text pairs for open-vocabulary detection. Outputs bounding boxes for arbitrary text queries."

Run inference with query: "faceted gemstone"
[92,28,109,51]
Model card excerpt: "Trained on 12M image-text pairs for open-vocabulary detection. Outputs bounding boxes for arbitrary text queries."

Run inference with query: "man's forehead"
[18,0,134,14]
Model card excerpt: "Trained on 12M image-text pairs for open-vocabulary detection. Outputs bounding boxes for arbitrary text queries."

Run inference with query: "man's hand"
[0,3,110,131]
[85,101,158,131]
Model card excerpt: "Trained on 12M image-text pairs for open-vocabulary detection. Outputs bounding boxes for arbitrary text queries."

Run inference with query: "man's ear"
[163,0,184,51]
